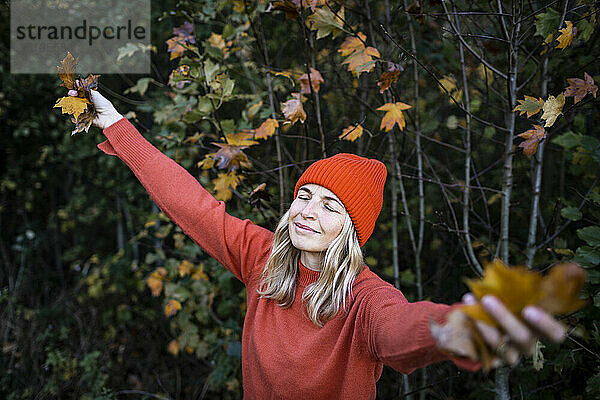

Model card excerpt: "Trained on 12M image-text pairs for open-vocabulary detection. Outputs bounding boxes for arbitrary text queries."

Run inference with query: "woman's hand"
[68,89,123,130]
[432,294,567,369]
[464,293,566,367]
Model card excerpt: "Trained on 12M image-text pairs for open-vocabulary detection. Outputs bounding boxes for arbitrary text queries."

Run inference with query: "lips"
[295,222,319,234]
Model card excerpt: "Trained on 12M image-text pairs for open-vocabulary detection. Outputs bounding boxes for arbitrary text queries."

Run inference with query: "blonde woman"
[89,90,566,399]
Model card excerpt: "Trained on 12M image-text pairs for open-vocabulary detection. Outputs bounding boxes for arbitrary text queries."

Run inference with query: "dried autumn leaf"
[191,264,209,281]
[281,95,307,126]
[537,262,586,314]
[299,67,324,94]
[438,75,463,104]
[212,143,251,171]
[255,118,279,140]
[57,51,78,90]
[165,299,182,317]
[269,0,300,20]
[178,260,194,277]
[377,63,403,93]
[70,109,95,136]
[305,6,344,39]
[167,339,179,356]
[247,101,263,120]
[514,96,544,118]
[341,46,380,76]
[564,72,598,104]
[377,102,412,132]
[54,96,90,121]
[518,125,546,157]
[226,131,259,147]
[208,32,230,58]
[461,259,586,328]
[556,21,576,49]
[166,22,196,60]
[339,32,367,56]
[213,171,243,201]
[339,124,364,142]
[249,183,272,209]
[197,153,216,169]
[541,93,565,127]
[147,267,167,296]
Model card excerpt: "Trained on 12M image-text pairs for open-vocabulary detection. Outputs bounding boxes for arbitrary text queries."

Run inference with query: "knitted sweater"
[98,118,479,399]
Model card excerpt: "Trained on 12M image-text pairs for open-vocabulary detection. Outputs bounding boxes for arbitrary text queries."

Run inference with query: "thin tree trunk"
[495,1,521,397]
[451,0,483,275]
[525,57,548,268]
[255,11,286,213]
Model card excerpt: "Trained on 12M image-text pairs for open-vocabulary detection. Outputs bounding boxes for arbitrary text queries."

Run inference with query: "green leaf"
[577,226,600,247]
[117,43,142,61]
[576,18,594,42]
[182,110,205,123]
[587,191,600,204]
[124,78,154,96]
[197,97,214,114]
[586,372,600,396]
[561,206,582,221]
[484,126,496,138]
[305,8,344,39]
[580,136,600,152]
[204,59,220,84]
[574,246,600,267]
[535,8,561,37]
[551,131,582,149]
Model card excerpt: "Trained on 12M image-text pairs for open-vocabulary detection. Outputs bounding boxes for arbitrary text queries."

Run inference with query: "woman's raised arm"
[89,90,273,285]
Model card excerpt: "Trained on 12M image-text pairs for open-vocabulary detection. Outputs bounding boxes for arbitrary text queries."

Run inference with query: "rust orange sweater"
[98,118,480,399]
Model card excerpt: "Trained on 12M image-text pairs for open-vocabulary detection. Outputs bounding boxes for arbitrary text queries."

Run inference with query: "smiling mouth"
[295,222,319,234]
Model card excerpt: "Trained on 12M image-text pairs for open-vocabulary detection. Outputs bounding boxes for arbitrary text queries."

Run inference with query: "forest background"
[1,0,600,399]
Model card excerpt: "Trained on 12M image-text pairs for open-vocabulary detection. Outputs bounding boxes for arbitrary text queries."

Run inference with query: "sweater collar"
[297,259,320,287]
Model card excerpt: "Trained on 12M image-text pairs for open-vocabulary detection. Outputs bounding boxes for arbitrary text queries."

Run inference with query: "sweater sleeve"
[362,285,481,374]
[97,118,273,285]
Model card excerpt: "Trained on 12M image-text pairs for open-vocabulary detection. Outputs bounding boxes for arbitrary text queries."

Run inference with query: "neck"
[300,251,323,271]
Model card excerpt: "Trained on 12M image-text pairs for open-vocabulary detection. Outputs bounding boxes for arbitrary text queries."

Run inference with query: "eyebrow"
[298,187,344,208]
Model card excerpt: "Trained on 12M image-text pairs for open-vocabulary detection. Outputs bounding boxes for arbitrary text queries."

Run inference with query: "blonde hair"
[257,210,364,327]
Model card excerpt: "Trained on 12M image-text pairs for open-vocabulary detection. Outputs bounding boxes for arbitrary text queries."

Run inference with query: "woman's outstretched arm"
[91,90,273,284]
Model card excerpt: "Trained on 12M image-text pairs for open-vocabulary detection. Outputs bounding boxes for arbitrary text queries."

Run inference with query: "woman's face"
[288,184,347,254]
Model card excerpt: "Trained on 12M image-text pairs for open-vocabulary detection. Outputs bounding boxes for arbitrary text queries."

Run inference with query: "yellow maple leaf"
[164,299,182,317]
[53,96,90,121]
[255,118,279,140]
[556,21,576,49]
[541,93,565,127]
[191,263,209,281]
[225,131,259,146]
[438,76,463,104]
[147,267,167,296]
[178,260,194,277]
[338,32,367,56]
[377,102,412,132]
[461,260,586,328]
[476,64,494,84]
[57,51,78,89]
[213,171,243,201]
[339,124,364,141]
[342,47,380,76]
[167,339,179,355]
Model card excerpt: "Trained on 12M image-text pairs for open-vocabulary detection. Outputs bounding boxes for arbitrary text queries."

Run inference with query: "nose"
[300,199,317,219]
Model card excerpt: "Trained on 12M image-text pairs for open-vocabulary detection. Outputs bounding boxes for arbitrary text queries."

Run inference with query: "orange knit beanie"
[294,153,387,247]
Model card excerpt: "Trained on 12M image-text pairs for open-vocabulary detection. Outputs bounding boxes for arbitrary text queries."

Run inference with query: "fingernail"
[68,90,78,96]
[522,306,541,323]
[481,295,498,308]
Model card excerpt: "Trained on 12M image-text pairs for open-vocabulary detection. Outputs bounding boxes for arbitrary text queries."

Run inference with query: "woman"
[88,90,565,399]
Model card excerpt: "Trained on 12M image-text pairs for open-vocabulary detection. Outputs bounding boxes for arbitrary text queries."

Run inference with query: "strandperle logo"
[14,19,147,47]
[10,0,150,74]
